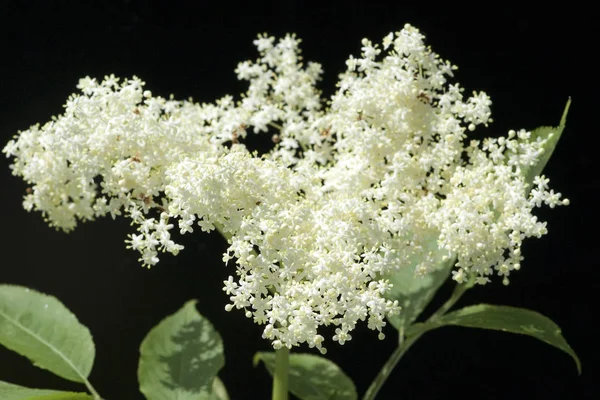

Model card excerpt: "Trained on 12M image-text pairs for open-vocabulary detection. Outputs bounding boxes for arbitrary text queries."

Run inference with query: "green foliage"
[138,300,226,400]
[254,352,357,400]
[0,381,94,400]
[407,304,581,374]
[522,98,571,189]
[383,234,454,332]
[0,285,95,383]
[209,377,229,400]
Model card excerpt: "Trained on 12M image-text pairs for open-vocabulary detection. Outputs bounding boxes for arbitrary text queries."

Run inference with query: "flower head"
[3,24,567,351]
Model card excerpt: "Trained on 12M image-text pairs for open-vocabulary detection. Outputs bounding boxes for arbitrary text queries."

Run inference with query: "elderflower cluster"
[4,24,567,351]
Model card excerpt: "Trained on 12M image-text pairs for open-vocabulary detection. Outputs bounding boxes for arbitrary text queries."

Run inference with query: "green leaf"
[382,233,454,332]
[209,377,228,400]
[0,381,94,400]
[138,300,225,400]
[0,285,95,383]
[407,304,581,374]
[522,98,571,189]
[254,352,357,400]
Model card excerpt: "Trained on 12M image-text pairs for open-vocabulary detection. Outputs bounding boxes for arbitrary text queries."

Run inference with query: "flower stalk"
[362,333,421,400]
[272,347,290,400]
[363,277,475,399]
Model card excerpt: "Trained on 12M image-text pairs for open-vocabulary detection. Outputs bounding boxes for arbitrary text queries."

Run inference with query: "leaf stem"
[272,347,290,400]
[363,278,474,400]
[428,276,474,322]
[362,333,421,400]
[84,380,103,400]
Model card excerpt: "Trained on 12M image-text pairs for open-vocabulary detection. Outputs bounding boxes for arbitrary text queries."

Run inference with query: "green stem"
[428,275,474,322]
[268,122,284,130]
[362,332,421,400]
[363,277,475,400]
[272,347,290,400]
[82,378,102,400]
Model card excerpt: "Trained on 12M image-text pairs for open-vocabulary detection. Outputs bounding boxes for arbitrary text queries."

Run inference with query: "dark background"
[0,1,596,399]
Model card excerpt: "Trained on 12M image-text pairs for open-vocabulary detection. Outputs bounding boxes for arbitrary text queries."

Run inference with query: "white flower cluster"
[4,24,567,351]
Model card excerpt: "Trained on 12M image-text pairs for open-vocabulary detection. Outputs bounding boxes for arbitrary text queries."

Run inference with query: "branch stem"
[363,277,474,399]
[272,347,290,400]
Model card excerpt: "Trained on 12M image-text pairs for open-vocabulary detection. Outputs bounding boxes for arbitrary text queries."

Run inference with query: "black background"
[0,1,596,399]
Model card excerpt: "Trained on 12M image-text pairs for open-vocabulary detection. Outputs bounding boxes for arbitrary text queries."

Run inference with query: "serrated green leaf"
[138,300,225,400]
[0,380,94,400]
[407,304,581,374]
[0,285,95,383]
[382,233,454,331]
[255,352,357,400]
[522,98,571,189]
